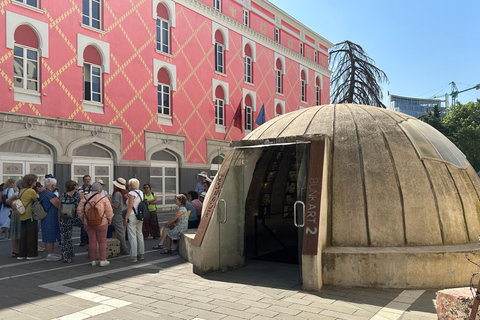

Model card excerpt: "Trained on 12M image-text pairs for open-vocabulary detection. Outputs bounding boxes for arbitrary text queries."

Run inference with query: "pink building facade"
[0,0,332,208]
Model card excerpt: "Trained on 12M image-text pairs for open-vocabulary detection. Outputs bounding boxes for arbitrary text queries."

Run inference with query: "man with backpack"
[77,182,113,267]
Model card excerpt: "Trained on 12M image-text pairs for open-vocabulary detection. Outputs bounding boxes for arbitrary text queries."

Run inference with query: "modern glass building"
[387,94,445,118]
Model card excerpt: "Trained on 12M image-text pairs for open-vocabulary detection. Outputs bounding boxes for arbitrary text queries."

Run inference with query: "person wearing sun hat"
[110,178,129,254]
[195,171,208,193]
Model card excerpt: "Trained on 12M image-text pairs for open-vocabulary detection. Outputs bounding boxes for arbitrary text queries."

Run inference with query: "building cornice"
[176,0,332,77]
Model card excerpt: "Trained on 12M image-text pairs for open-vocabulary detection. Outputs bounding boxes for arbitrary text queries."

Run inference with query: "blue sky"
[270,0,480,106]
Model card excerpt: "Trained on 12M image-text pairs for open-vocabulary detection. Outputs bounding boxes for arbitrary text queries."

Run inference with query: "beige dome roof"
[237,104,480,247]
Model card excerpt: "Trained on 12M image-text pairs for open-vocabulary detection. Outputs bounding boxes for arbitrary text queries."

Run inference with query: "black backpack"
[132,190,150,221]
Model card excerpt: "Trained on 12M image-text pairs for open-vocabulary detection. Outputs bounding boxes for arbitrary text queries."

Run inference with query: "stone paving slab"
[0,232,443,320]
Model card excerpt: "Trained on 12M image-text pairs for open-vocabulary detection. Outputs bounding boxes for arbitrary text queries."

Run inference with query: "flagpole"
[223,114,236,140]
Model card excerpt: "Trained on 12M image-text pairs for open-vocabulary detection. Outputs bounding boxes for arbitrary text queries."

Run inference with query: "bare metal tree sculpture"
[329,41,389,108]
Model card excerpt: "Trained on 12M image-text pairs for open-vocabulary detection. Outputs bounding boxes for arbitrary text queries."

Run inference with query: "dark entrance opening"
[244,144,307,265]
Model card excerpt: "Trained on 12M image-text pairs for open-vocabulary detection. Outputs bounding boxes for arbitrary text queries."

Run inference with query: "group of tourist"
[0,170,209,265]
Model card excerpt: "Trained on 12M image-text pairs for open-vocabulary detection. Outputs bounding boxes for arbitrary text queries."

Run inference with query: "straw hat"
[97,179,105,185]
[112,178,126,190]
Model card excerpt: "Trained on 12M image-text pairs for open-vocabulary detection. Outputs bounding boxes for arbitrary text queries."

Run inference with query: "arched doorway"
[0,138,53,184]
[71,143,113,193]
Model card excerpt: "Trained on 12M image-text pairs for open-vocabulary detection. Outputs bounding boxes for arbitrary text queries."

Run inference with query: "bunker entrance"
[244,143,310,272]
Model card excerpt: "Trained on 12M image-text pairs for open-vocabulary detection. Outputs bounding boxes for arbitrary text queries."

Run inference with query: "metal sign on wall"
[302,140,325,255]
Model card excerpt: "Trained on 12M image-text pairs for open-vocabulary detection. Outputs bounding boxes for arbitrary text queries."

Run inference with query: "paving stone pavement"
[0,230,440,320]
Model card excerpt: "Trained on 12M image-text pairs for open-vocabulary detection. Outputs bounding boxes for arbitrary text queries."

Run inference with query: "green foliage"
[443,99,480,171]
[418,105,449,136]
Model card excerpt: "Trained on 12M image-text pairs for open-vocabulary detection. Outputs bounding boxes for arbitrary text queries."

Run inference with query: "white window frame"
[243,9,249,27]
[13,45,39,92]
[150,158,179,207]
[83,63,102,103]
[215,98,225,126]
[301,79,306,102]
[157,83,170,116]
[14,0,38,8]
[213,0,221,11]
[244,55,252,83]
[316,84,320,105]
[156,16,170,54]
[82,0,102,30]
[274,27,279,43]
[215,43,224,74]
[276,69,282,94]
[245,105,252,131]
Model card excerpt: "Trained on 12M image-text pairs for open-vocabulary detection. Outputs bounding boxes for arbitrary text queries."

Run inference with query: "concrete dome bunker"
[190,103,480,290]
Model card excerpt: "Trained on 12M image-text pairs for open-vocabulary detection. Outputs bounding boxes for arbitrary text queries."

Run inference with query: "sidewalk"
[0,230,439,320]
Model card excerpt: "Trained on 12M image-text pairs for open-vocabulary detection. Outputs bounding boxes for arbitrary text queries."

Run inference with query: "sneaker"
[99,260,110,267]
[137,255,144,261]
[126,257,137,263]
[171,243,178,251]
[46,255,62,262]
[37,246,46,252]
[91,261,98,266]
[17,257,26,260]
[120,250,129,256]
[26,256,41,260]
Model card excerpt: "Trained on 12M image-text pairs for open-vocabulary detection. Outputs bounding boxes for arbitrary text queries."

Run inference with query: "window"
[213,0,221,11]
[150,150,178,206]
[14,0,38,7]
[157,68,170,115]
[83,64,101,102]
[245,94,252,131]
[274,27,279,43]
[13,25,40,92]
[83,0,101,29]
[275,58,283,94]
[300,42,303,56]
[14,46,38,91]
[243,9,249,27]
[215,85,225,126]
[214,30,225,74]
[315,77,321,105]
[314,51,318,63]
[244,44,252,83]
[215,99,224,126]
[301,70,306,102]
[156,3,170,54]
[83,45,102,103]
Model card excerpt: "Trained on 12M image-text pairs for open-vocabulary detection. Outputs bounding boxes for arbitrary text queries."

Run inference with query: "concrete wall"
[322,244,480,288]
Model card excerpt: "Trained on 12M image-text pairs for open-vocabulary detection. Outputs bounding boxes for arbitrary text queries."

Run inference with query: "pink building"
[0,0,332,208]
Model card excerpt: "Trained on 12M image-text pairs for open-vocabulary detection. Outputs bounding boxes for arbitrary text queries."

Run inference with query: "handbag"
[11,189,30,215]
[167,221,176,229]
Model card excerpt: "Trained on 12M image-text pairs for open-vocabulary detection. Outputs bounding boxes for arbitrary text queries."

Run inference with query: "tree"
[418,104,449,136]
[443,99,480,171]
[329,41,389,108]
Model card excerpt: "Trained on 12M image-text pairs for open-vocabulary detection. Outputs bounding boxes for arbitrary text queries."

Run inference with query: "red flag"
[233,101,243,133]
